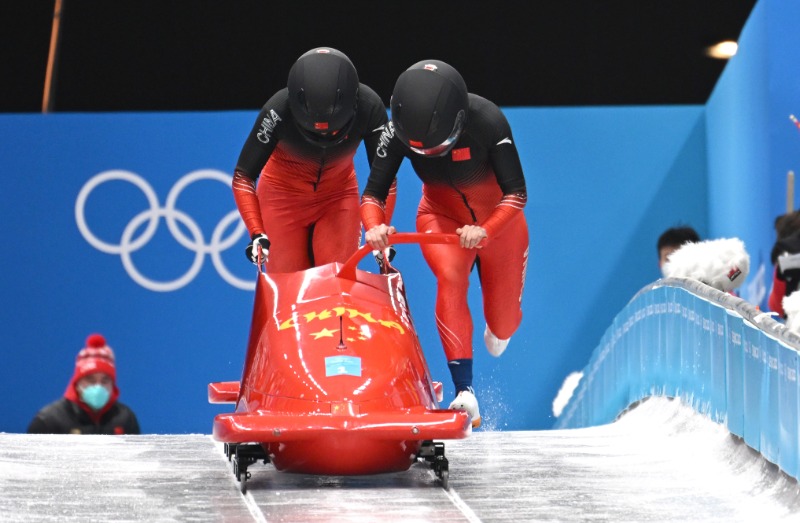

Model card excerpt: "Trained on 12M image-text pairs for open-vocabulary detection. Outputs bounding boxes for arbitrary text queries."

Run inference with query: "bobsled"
[209,233,471,492]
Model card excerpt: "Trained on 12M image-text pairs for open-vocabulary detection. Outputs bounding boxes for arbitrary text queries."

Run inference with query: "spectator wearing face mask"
[27,334,140,435]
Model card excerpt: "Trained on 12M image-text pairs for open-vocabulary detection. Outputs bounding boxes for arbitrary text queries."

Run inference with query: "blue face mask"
[79,384,111,411]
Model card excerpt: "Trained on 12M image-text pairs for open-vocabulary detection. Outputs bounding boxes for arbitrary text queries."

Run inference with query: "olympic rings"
[75,169,252,292]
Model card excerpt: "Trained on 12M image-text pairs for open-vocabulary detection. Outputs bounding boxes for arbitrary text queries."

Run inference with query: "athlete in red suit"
[361,60,529,427]
[232,47,394,272]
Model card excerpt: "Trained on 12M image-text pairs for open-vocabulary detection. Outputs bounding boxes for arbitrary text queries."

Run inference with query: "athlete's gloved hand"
[245,233,271,264]
[373,246,397,273]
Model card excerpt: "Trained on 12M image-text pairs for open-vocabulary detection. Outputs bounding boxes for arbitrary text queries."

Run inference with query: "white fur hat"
[662,238,750,293]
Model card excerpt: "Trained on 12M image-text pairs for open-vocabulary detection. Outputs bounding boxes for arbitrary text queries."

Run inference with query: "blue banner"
[1,105,712,434]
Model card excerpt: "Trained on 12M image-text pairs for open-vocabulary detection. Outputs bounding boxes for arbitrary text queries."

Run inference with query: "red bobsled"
[209,233,471,491]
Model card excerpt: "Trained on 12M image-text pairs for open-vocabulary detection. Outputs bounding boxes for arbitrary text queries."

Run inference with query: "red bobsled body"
[210,234,471,476]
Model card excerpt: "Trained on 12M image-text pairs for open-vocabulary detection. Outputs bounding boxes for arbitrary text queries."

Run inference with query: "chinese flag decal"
[452,147,471,161]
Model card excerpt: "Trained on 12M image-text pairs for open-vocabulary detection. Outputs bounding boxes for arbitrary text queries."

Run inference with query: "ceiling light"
[706,40,738,59]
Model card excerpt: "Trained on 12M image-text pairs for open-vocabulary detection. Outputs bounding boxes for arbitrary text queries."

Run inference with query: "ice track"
[3,398,800,522]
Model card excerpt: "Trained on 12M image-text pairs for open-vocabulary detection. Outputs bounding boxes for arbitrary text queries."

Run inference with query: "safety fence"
[555,278,800,480]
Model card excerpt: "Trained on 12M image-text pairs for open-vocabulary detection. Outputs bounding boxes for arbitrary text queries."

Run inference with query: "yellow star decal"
[310,328,339,340]
[348,326,358,331]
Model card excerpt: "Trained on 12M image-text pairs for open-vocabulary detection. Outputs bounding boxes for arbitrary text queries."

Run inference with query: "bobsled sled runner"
[209,233,471,492]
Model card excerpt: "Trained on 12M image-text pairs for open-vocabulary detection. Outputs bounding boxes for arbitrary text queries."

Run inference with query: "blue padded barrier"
[762,332,781,464]
[743,320,764,452]
[708,303,727,423]
[778,346,799,476]
[555,278,800,480]
[726,309,746,438]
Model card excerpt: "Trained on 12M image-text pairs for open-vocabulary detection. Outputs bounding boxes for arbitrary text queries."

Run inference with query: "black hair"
[775,211,800,240]
[657,226,700,254]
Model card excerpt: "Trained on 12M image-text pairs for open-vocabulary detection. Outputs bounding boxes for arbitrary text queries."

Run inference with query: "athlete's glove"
[245,234,271,264]
[373,246,396,273]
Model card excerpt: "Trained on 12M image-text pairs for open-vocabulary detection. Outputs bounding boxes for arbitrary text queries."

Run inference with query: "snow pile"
[552,371,583,417]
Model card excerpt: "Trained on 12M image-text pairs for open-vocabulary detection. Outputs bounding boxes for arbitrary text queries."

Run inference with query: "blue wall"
[706,0,800,307]
[0,106,707,433]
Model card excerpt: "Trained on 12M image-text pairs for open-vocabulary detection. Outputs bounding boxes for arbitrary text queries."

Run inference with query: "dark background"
[4,1,756,113]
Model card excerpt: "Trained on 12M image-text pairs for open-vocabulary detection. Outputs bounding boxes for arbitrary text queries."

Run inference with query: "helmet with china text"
[287,47,359,146]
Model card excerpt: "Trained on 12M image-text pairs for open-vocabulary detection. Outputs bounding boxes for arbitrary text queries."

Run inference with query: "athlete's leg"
[263,224,312,272]
[311,190,361,266]
[416,212,477,362]
[476,214,529,340]
[258,188,312,273]
[418,213,483,426]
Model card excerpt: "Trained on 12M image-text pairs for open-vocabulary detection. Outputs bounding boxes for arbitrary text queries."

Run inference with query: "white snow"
[2,398,799,522]
[552,371,583,417]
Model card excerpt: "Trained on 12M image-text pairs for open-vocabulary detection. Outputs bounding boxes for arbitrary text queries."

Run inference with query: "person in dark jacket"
[27,333,140,435]
[769,211,800,318]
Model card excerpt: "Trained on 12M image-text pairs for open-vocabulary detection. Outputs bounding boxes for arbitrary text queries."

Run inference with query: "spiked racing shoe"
[484,325,510,357]
[449,388,481,428]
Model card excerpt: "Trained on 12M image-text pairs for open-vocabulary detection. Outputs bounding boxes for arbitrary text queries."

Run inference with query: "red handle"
[337,232,459,281]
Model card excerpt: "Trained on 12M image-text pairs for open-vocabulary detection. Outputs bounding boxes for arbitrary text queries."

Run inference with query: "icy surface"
[2,398,799,522]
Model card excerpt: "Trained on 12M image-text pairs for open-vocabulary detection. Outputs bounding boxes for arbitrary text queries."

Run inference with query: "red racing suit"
[361,94,529,361]
[233,84,393,272]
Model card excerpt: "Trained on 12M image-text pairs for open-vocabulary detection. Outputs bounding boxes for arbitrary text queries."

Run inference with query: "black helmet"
[390,60,468,156]
[287,47,359,145]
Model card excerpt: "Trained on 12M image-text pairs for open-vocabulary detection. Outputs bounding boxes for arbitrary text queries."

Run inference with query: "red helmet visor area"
[390,60,469,158]
[404,109,466,157]
[294,115,355,147]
